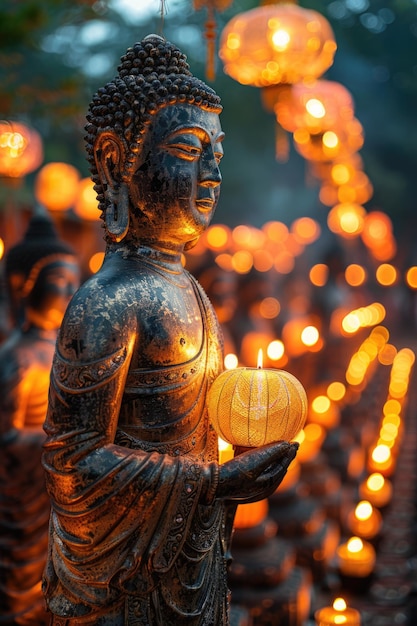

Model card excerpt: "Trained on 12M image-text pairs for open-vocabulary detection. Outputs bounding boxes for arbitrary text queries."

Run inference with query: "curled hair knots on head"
[85,35,222,218]
[118,36,191,80]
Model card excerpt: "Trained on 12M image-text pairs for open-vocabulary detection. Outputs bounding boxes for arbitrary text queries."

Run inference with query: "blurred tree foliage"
[1,0,417,243]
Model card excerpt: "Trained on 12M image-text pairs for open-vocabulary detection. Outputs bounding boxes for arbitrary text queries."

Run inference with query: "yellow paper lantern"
[207,365,307,447]
[219,3,336,87]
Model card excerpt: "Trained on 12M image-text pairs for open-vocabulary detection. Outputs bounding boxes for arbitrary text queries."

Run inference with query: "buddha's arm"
[42,292,177,502]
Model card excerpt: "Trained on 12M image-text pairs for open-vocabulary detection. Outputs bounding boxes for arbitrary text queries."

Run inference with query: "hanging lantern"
[73,178,99,221]
[319,171,373,207]
[219,3,336,88]
[263,79,355,134]
[207,355,307,448]
[0,120,43,179]
[35,162,81,212]
[310,152,364,182]
[193,0,234,81]
[293,118,364,162]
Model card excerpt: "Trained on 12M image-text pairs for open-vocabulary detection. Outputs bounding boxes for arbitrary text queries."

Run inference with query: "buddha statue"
[0,210,80,624]
[42,35,298,625]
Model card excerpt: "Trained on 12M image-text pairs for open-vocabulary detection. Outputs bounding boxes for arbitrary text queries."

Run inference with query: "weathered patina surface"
[42,35,297,625]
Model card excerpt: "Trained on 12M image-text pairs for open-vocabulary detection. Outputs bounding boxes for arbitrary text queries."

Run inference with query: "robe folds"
[42,264,233,625]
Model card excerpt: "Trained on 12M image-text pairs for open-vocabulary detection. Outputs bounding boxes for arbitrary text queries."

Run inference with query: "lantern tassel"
[275,122,290,163]
[205,7,217,82]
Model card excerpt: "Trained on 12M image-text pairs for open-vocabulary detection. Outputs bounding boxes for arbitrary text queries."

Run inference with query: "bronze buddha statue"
[0,211,79,624]
[42,34,298,625]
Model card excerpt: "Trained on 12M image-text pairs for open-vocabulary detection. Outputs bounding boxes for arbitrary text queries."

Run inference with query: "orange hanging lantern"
[73,178,100,221]
[0,120,43,179]
[311,152,364,182]
[264,79,355,134]
[319,171,373,207]
[293,117,364,162]
[219,3,336,88]
[207,352,307,448]
[193,0,234,81]
[35,162,81,212]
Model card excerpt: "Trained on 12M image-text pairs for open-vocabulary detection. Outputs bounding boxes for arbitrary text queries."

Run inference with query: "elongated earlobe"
[106,183,129,242]
[94,132,130,242]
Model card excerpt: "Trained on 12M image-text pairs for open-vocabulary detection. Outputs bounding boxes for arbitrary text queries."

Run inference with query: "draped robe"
[42,252,233,624]
[0,327,54,624]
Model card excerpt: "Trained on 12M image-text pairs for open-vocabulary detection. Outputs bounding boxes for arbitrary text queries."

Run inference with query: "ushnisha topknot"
[85,34,222,216]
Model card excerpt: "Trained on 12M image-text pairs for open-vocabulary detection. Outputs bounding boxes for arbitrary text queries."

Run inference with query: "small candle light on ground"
[315,597,361,626]
[347,500,382,540]
[337,536,376,578]
[359,472,392,508]
[368,443,395,476]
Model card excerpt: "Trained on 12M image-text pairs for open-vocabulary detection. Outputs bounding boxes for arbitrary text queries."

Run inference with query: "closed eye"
[164,143,202,161]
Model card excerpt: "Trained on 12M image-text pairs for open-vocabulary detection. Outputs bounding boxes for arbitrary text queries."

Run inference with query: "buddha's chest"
[131,280,204,368]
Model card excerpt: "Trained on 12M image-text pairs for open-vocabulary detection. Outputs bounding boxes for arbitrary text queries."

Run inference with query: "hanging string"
[275,122,290,163]
[159,0,167,36]
[193,0,234,82]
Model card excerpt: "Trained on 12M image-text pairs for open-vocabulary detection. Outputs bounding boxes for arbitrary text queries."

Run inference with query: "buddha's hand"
[214,441,298,504]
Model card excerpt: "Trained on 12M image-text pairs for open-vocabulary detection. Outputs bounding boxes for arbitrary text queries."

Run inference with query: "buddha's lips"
[195,198,214,212]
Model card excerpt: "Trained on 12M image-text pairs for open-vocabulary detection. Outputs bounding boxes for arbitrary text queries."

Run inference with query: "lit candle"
[359,472,392,508]
[315,597,361,626]
[337,536,376,578]
[310,394,340,429]
[347,500,382,540]
[367,443,395,476]
[207,349,307,450]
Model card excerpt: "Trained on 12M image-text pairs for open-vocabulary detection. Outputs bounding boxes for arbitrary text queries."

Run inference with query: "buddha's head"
[5,212,80,330]
[85,35,224,250]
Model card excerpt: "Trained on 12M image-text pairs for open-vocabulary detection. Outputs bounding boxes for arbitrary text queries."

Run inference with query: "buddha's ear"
[94,132,130,242]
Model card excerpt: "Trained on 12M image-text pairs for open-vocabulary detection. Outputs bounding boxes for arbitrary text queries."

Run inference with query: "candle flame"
[347,536,363,553]
[333,597,347,611]
[355,500,373,521]
[257,348,263,369]
[367,472,384,492]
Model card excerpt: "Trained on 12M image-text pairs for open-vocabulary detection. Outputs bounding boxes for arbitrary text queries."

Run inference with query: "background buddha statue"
[0,209,80,625]
[42,35,298,625]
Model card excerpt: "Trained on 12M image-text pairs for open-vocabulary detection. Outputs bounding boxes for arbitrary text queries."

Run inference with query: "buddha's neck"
[137,244,184,273]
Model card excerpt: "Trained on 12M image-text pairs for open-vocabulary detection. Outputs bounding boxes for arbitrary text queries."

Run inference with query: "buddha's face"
[27,257,80,329]
[128,103,224,247]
